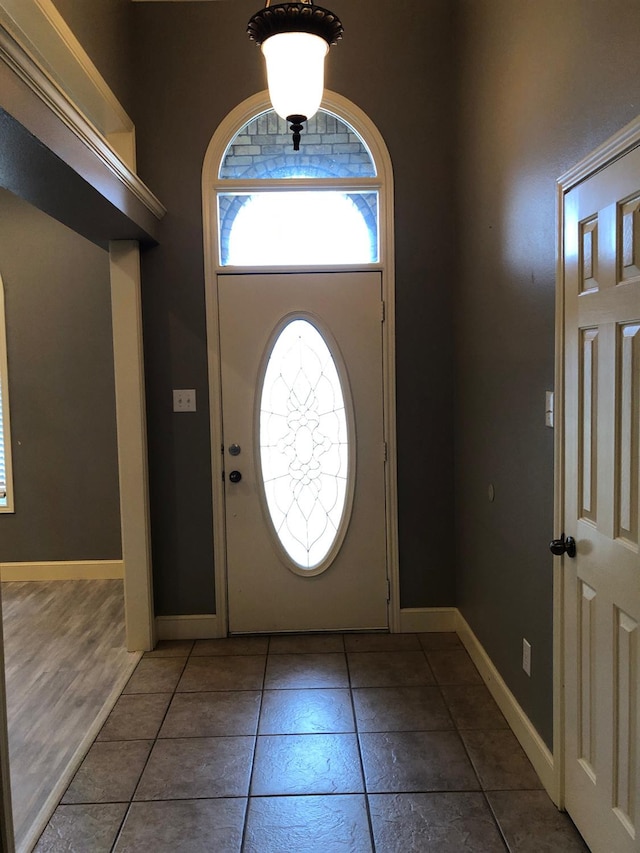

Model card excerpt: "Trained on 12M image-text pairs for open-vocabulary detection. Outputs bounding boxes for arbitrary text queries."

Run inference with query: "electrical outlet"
[173,389,196,412]
[522,638,532,676]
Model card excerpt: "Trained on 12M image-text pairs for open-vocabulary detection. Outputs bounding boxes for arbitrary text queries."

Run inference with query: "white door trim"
[202,90,398,636]
[554,112,640,809]
[109,242,155,652]
[0,582,14,853]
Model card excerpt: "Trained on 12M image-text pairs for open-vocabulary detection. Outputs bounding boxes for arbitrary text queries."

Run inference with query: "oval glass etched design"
[259,319,351,571]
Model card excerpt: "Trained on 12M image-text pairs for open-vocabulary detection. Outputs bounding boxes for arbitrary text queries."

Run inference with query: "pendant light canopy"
[247,0,343,150]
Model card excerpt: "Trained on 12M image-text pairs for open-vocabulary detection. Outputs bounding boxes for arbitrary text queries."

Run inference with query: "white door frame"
[0,581,14,853]
[553,113,640,807]
[202,90,399,637]
[109,242,155,653]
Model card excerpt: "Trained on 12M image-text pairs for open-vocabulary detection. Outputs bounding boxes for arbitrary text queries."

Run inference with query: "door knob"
[229,470,242,483]
[549,533,576,558]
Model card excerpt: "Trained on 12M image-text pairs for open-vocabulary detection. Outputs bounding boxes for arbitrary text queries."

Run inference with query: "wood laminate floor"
[1,579,140,852]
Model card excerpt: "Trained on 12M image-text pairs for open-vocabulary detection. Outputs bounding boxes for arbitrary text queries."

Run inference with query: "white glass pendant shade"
[262,32,328,120]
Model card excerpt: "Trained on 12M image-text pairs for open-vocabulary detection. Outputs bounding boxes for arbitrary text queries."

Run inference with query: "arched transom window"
[215,108,380,267]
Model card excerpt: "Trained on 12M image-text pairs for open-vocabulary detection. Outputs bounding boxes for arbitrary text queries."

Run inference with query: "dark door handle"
[229,470,242,484]
[549,533,576,558]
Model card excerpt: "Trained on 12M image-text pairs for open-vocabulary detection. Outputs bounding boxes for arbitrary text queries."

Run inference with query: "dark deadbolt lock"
[229,470,242,484]
[229,444,241,456]
[549,533,576,558]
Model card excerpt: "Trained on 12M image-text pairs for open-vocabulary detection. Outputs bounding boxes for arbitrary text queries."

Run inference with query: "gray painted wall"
[0,189,121,563]
[130,0,456,616]
[21,0,640,751]
[50,0,134,118]
[454,0,640,748]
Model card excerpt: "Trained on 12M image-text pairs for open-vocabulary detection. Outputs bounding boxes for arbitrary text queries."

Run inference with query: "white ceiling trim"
[0,0,165,219]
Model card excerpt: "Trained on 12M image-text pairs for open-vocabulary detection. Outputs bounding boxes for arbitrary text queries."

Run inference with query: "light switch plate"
[522,638,532,676]
[545,391,554,428]
[173,389,196,412]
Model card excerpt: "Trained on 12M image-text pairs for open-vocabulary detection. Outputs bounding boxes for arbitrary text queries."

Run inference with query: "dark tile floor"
[34,632,589,852]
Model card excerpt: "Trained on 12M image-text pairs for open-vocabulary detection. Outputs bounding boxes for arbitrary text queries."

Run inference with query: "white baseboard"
[155,614,221,640]
[398,607,457,633]
[0,560,124,582]
[159,609,457,640]
[455,611,557,800]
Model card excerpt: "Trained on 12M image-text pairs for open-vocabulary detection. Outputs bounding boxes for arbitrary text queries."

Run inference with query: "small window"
[217,108,380,267]
[219,190,378,266]
[219,109,376,180]
[0,276,13,512]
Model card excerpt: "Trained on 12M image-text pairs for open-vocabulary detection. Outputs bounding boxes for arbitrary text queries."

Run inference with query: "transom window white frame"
[202,90,399,636]
[212,109,385,273]
[0,274,13,514]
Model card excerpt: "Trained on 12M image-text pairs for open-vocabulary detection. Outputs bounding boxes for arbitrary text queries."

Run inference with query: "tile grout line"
[109,644,194,852]
[419,640,513,852]
[239,635,270,852]
[344,639,378,853]
[35,633,566,851]
[483,792,522,853]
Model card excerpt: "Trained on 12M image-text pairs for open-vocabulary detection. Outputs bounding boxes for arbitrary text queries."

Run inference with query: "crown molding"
[0,1,165,220]
[558,113,640,193]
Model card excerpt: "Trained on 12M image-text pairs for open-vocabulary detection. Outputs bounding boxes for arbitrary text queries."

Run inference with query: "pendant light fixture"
[247,0,343,150]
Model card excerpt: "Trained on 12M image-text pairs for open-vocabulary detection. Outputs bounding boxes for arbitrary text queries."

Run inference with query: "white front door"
[218,271,388,634]
[563,144,640,852]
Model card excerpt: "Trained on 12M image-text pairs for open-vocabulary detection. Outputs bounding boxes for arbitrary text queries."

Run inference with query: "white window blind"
[0,277,13,511]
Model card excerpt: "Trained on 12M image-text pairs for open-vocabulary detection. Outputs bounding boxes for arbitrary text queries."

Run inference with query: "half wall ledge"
[0,46,164,247]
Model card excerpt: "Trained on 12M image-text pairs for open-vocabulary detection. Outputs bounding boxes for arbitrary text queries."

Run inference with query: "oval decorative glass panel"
[259,318,352,572]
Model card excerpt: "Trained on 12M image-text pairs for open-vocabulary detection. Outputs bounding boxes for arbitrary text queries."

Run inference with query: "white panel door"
[563,145,640,853]
[219,272,388,634]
